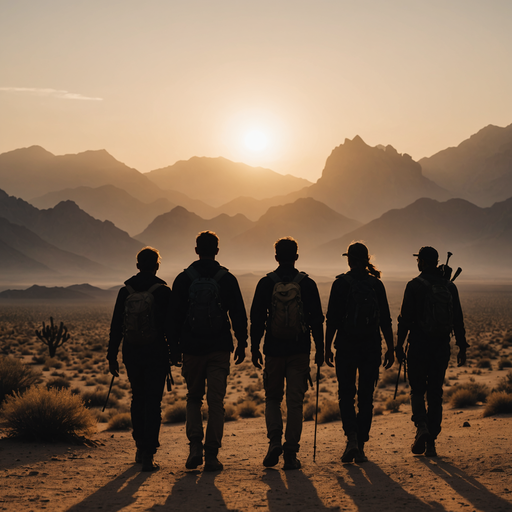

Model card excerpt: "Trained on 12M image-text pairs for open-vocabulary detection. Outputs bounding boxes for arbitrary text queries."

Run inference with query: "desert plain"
[0,275,511,512]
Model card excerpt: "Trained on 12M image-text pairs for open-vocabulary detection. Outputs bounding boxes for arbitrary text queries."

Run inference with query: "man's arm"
[226,274,248,365]
[449,283,468,366]
[249,278,268,369]
[107,287,126,376]
[376,280,394,369]
[305,279,325,367]
[396,282,414,363]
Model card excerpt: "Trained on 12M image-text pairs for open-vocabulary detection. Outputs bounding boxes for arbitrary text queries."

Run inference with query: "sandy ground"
[1,404,511,512]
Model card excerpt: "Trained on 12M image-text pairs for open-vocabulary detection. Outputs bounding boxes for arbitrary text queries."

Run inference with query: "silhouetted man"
[325,242,394,463]
[396,246,467,456]
[172,231,247,472]
[251,237,324,470]
[108,246,174,471]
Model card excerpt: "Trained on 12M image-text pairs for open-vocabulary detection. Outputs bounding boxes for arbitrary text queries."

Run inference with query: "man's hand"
[109,359,119,377]
[315,350,324,367]
[395,345,405,364]
[383,349,395,369]
[251,350,263,369]
[325,347,334,367]
[457,347,467,367]
[234,346,246,365]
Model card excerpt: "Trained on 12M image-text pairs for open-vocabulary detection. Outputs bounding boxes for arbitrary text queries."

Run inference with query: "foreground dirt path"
[1,408,511,512]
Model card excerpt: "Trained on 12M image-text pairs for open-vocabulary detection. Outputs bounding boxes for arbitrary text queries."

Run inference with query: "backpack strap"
[185,265,201,282]
[293,271,308,284]
[415,276,431,288]
[212,268,228,283]
[267,271,280,284]
[147,283,163,294]
[125,284,136,294]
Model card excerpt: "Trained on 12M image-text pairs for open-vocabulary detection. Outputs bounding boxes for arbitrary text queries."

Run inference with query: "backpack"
[185,265,228,337]
[123,283,162,344]
[340,273,380,338]
[415,276,454,336]
[268,271,308,340]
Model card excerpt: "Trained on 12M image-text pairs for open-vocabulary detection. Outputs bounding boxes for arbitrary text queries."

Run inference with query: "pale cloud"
[0,87,103,101]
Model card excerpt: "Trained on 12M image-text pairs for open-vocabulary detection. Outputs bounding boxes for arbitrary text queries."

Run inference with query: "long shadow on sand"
[153,471,239,512]
[262,468,339,511]
[65,465,151,512]
[337,462,447,511]
[419,458,512,512]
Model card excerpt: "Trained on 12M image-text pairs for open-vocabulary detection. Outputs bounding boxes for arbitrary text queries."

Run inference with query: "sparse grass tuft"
[46,376,71,390]
[318,400,340,423]
[303,402,317,422]
[2,386,95,441]
[482,392,512,417]
[450,388,479,408]
[445,382,490,403]
[498,358,512,370]
[163,402,187,423]
[495,371,512,394]
[107,413,132,431]
[224,404,239,422]
[0,355,42,404]
[237,400,261,418]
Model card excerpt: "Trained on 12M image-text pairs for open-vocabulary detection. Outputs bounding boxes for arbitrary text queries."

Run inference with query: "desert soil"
[1,403,511,512]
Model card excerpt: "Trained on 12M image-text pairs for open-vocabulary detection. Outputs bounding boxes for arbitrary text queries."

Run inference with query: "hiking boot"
[141,452,159,472]
[135,448,143,464]
[186,441,204,469]
[411,424,431,455]
[283,450,301,470]
[355,443,368,463]
[341,433,359,463]
[263,440,283,467]
[204,453,224,472]
[425,440,437,457]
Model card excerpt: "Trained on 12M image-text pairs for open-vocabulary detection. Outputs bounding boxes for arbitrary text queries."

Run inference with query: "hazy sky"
[1,0,511,181]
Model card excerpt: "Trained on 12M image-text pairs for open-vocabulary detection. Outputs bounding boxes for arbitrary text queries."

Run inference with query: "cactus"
[35,317,71,358]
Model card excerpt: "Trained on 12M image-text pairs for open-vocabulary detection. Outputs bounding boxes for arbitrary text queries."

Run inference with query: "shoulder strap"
[292,271,307,284]
[212,268,228,283]
[125,284,135,294]
[267,271,280,284]
[185,265,201,282]
[147,283,163,294]
[415,276,431,287]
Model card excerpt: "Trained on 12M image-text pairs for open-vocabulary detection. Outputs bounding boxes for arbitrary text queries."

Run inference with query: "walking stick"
[166,366,174,392]
[102,375,115,412]
[313,365,320,462]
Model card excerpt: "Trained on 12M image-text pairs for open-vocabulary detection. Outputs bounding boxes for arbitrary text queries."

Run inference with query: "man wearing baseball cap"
[396,246,468,457]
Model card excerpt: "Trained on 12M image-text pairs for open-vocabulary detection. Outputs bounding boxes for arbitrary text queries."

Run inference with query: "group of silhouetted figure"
[107,231,467,471]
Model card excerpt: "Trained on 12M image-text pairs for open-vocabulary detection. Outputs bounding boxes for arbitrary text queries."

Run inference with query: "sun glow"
[244,130,269,152]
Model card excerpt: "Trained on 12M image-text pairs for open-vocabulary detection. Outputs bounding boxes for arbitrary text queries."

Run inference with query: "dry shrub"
[107,413,132,431]
[374,405,384,416]
[237,400,261,418]
[476,359,492,369]
[498,358,512,370]
[163,402,187,423]
[450,388,479,408]
[82,387,119,409]
[385,398,401,413]
[379,370,399,388]
[495,371,512,394]
[303,402,317,422]
[318,400,340,423]
[482,392,512,417]
[445,382,490,403]
[0,355,42,404]
[46,376,71,390]
[2,386,95,441]
[224,404,239,422]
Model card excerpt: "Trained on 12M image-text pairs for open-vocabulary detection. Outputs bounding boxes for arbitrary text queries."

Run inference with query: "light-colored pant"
[182,351,230,453]
[263,353,310,452]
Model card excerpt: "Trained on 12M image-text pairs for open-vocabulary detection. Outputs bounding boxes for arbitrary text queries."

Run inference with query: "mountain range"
[1,122,512,282]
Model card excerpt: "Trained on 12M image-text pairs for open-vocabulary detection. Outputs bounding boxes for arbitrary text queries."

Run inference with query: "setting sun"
[244,130,269,152]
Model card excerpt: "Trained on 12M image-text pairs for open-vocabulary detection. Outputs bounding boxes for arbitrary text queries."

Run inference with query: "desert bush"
[373,405,384,416]
[2,386,95,441]
[82,387,118,409]
[318,400,341,423]
[482,392,512,417]
[476,358,492,369]
[0,355,42,404]
[303,402,317,421]
[379,370,399,388]
[224,404,239,422]
[163,402,187,423]
[46,376,71,390]
[445,382,490,403]
[450,388,479,408]
[237,400,261,418]
[385,398,401,413]
[107,413,132,431]
[495,371,512,394]
[498,358,512,370]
